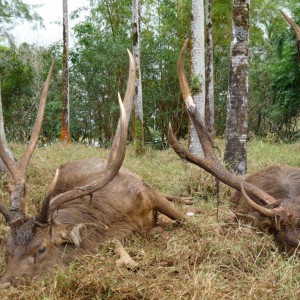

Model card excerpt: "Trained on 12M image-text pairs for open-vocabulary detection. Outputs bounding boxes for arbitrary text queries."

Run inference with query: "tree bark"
[132,0,144,155]
[189,0,205,157]
[205,0,215,138]
[61,0,71,143]
[224,0,250,175]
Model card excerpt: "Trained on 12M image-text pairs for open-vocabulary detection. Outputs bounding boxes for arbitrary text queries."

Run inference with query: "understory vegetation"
[0,140,299,299]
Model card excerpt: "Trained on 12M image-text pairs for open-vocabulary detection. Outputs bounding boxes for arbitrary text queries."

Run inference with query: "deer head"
[0,50,136,287]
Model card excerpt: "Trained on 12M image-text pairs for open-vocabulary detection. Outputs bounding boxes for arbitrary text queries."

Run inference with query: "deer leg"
[157,213,174,225]
[150,191,186,222]
[114,240,138,269]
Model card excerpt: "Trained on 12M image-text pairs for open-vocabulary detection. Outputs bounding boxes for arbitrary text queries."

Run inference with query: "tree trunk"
[61,0,71,143]
[224,0,250,175]
[205,0,215,138]
[189,0,205,157]
[132,0,144,155]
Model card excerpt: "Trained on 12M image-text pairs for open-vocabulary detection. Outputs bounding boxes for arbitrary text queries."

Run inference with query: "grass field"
[0,140,299,299]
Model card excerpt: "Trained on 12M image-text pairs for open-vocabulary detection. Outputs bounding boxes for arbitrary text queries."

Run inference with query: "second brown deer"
[169,35,300,254]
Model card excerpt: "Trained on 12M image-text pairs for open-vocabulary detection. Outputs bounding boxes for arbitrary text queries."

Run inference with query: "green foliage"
[0,42,63,143]
[68,0,192,145]
[0,0,299,144]
[0,45,34,139]
[266,13,300,140]
[0,0,42,39]
[191,74,201,94]
[248,4,300,141]
[141,0,191,141]
[71,9,132,144]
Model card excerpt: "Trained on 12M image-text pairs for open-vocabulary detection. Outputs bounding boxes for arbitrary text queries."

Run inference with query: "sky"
[11,0,88,46]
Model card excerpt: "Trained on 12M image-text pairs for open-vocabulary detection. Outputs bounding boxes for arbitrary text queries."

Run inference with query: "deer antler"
[37,50,136,225]
[36,169,60,226]
[168,40,291,221]
[0,61,55,223]
[280,10,300,62]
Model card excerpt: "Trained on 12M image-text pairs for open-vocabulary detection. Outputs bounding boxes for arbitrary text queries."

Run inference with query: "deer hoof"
[116,257,138,270]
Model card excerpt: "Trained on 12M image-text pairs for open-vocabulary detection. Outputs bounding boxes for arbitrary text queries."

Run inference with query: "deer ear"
[51,221,87,248]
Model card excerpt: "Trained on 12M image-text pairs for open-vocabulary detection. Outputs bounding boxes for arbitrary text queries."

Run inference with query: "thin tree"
[205,0,215,138]
[189,0,205,156]
[132,0,144,155]
[224,0,250,175]
[61,0,71,143]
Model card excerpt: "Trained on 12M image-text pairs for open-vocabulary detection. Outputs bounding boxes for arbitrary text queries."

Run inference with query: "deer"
[0,51,186,288]
[168,33,300,254]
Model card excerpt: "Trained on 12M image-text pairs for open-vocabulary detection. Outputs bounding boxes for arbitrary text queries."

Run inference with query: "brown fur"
[0,158,184,287]
[229,165,300,252]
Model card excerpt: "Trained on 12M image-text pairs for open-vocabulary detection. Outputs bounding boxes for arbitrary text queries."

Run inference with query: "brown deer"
[168,38,300,254]
[0,51,185,288]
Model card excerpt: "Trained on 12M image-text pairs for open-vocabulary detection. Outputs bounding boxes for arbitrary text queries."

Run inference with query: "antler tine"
[105,93,127,176]
[177,39,215,159]
[169,40,283,209]
[280,10,300,62]
[108,50,135,164]
[38,51,136,223]
[36,169,59,225]
[240,184,275,218]
[123,50,136,121]
[177,39,193,104]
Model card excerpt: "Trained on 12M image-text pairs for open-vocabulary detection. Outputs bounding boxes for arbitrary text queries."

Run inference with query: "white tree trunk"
[224,0,250,175]
[189,0,205,157]
[205,0,215,138]
[61,0,70,143]
[132,0,144,154]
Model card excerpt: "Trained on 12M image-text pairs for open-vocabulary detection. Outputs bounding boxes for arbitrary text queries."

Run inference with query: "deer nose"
[0,275,26,288]
[12,276,26,287]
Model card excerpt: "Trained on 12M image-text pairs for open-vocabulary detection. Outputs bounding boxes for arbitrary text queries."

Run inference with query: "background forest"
[0,0,299,146]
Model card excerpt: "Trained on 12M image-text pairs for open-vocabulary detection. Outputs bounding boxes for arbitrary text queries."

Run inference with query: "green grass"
[0,140,300,299]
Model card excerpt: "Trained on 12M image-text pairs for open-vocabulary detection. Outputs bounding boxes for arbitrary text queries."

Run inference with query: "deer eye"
[35,246,47,258]
[33,246,47,264]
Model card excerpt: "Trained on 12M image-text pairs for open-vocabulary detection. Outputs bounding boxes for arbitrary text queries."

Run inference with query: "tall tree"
[132,0,144,154]
[61,0,71,143]
[205,0,215,138]
[224,0,250,175]
[189,0,205,156]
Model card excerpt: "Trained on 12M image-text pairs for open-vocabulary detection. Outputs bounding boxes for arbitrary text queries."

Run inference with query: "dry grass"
[0,140,299,299]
